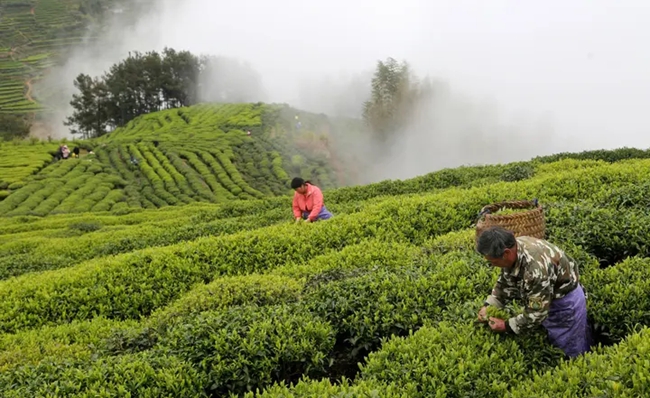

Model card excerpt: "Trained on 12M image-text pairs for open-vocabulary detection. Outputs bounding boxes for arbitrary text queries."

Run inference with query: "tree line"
[0,44,431,142]
[64,51,432,143]
[64,48,202,138]
[64,48,264,139]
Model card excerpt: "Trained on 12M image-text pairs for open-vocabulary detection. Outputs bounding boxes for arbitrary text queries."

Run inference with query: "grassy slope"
[0,102,362,216]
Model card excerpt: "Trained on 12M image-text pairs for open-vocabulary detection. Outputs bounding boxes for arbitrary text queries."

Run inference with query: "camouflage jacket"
[484,236,580,334]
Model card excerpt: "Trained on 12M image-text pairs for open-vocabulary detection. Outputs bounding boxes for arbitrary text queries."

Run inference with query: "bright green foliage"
[360,321,564,398]
[0,211,288,279]
[0,140,60,186]
[0,317,136,372]
[591,179,650,210]
[485,305,513,320]
[547,203,650,266]
[0,158,649,334]
[508,327,650,398]
[158,305,336,396]
[305,250,495,360]
[272,239,421,280]
[244,378,413,397]
[421,228,476,255]
[583,257,650,341]
[0,351,207,398]
[0,103,344,214]
[147,274,304,331]
[533,146,650,164]
[0,148,650,396]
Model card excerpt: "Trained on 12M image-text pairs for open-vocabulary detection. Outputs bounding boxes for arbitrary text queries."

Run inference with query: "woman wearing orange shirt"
[291,177,333,222]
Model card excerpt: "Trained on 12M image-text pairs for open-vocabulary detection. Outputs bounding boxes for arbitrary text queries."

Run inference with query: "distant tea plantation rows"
[0,0,99,115]
[1,135,650,396]
[0,103,344,217]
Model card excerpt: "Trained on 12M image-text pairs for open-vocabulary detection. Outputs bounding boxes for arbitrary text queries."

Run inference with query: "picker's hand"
[477,306,488,323]
[295,217,303,223]
[488,317,506,333]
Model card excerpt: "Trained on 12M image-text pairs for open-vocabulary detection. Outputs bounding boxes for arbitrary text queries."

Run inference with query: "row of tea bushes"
[0,159,648,333]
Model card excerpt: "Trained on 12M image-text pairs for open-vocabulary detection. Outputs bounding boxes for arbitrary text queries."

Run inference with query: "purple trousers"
[302,206,333,221]
[542,284,592,358]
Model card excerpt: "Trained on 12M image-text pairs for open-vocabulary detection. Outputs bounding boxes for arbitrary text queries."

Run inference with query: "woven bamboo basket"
[475,199,545,240]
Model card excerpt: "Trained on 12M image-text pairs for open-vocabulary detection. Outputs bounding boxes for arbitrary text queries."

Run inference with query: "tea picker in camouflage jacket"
[475,226,593,358]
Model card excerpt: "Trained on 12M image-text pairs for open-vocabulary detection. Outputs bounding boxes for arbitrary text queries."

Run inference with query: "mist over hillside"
[35,0,650,183]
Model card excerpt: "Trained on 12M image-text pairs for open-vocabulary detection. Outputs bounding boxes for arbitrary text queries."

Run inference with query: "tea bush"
[360,321,564,398]
[0,351,207,398]
[508,327,650,398]
[305,250,495,360]
[1,147,650,396]
[583,256,650,341]
[158,304,335,396]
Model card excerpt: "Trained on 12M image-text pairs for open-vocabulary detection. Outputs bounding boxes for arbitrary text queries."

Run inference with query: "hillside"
[1,146,650,396]
[0,0,100,116]
[0,102,361,216]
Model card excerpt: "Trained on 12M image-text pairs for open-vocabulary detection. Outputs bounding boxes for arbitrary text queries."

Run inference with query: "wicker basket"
[475,199,546,240]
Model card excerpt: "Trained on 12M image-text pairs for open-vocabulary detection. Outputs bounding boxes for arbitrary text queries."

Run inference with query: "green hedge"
[304,250,495,361]
[0,352,206,397]
[0,159,648,333]
[147,274,303,331]
[271,239,420,280]
[243,378,412,397]
[583,257,650,341]
[359,320,564,398]
[532,147,650,164]
[0,211,289,279]
[158,304,335,396]
[508,327,650,397]
[0,317,135,373]
[546,204,650,266]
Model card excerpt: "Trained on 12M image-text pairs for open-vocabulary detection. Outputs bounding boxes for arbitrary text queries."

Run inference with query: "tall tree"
[161,48,202,107]
[64,74,110,139]
[65,48,204,138]
[362,57,422,143]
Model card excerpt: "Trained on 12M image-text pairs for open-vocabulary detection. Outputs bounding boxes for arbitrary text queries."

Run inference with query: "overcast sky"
[137,0,649,146]
[43,0,650,179]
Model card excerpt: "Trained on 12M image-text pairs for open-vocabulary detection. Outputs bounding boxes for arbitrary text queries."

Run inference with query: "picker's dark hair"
[476,226,517,258]
[291,177,311,189]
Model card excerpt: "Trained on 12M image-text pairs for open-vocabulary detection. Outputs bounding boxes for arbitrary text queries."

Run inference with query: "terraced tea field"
[0,103,346,216]
[2,1,650,395]
[0,0,100,115]
[2,141,650,396]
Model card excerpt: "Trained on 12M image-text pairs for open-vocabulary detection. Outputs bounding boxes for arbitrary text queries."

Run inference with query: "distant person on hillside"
[72,147,80,158]
[61,145,70,159]
[476,226,592,358]
[291,177,333,222]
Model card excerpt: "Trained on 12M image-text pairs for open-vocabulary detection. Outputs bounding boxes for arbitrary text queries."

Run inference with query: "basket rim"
[477,199,541,220]
[479,205,544,223]
[479,199,540,213]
